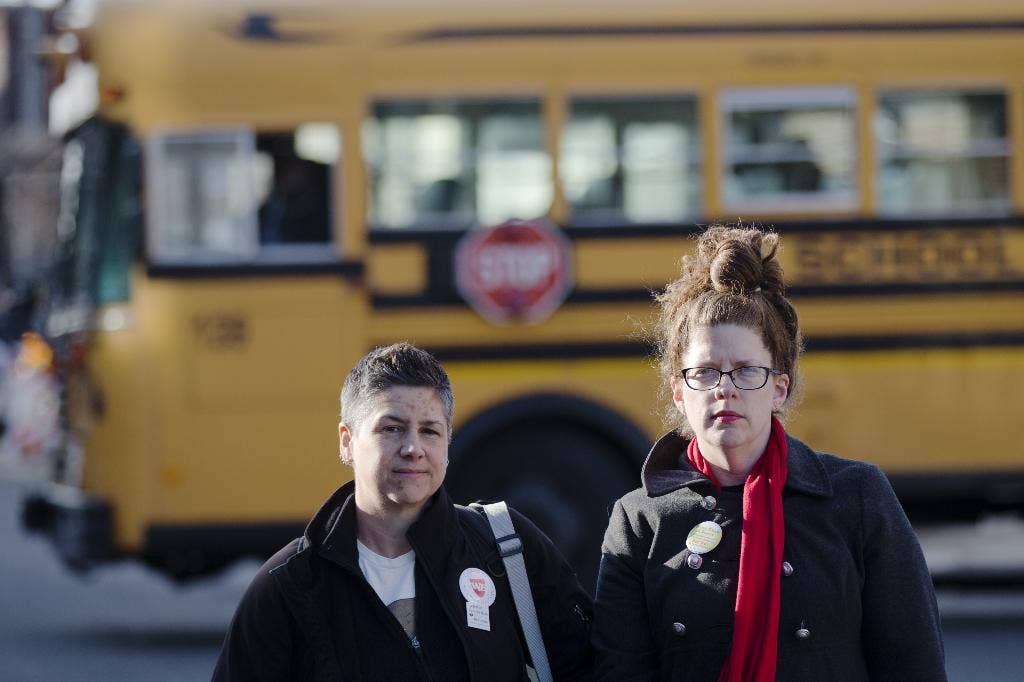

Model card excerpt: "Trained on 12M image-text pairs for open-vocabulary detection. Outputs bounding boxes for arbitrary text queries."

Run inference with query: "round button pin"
[458,567,497,607]
[686,521,723,554]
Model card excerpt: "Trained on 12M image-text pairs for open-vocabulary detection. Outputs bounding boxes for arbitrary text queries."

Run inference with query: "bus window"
[561,96,701,225]
[256,124,337,246]
[365,99,549,229]
[720,87,857,213]
[875,90,1009,216]
[146,124,337,264]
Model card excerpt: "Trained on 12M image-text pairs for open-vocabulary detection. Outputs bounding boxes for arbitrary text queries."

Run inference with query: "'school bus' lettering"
[787,228,1022,286]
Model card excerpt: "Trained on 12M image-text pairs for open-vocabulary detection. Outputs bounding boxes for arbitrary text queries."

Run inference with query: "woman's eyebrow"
[690,358,760,367]
[379,415,443,428]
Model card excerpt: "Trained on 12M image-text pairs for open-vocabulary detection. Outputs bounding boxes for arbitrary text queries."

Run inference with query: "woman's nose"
[715,372,740,395]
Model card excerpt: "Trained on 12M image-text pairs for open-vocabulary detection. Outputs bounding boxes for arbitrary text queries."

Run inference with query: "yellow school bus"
[18,0,1024,587]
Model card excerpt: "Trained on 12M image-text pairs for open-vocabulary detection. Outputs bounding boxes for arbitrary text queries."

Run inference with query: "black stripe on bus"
[417,332,1023,363]
[805,332,1024,352]
[369,216,1024,244]
[424,341,652,362]
[788,280,1024,297]
[565,216,1024,240]
[371,288,654,308]
[403,20,1024,44]
[145,522,305,566]
[372,279,1024,309]
[146,260,365,279]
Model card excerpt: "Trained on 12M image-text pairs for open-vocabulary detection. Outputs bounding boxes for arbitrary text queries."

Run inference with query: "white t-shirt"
[357,540,417,639]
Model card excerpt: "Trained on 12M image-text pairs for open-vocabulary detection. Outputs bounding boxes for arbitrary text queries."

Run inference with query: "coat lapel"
[641,431,834,498]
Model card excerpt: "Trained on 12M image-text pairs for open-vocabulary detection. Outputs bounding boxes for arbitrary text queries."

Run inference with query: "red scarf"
[686,417,788,682]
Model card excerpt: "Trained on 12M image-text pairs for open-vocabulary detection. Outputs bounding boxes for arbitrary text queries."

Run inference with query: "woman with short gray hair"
[214,342,593,681]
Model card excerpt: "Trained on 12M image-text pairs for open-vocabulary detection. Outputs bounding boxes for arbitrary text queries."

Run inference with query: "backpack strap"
[477,501,553,682]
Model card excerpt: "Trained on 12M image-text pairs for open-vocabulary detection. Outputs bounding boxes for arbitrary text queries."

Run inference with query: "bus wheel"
[446,420,638,594]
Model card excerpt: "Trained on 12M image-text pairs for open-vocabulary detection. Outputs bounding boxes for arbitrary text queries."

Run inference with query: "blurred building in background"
[1,0,94,331]
[1,3,57,337]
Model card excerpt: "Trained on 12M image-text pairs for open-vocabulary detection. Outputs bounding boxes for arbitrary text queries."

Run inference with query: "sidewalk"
[917,514,1024,585]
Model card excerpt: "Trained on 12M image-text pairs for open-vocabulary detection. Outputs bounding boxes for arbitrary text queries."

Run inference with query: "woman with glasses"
[592,225,945,682]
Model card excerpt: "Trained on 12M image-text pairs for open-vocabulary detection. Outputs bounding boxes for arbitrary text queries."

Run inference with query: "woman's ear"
[670,375,687,411]
[772,373,790,411]
[338,422,353,465]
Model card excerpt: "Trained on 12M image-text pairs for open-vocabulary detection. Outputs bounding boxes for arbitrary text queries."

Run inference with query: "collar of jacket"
[641,431,833,499]
[308,480,464,574]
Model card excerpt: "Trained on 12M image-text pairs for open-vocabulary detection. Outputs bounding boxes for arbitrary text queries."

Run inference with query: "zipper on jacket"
[354,577,435,681]
[413,558,478,674]
[409,634,433,680]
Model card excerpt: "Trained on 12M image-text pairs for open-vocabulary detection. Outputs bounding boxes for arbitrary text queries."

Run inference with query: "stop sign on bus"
[455,219,573,325]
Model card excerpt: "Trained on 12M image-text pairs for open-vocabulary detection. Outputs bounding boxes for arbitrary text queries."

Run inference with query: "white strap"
[479,502,553,682]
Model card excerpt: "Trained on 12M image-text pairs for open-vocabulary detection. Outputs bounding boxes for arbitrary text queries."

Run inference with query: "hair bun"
[699,227,783,296]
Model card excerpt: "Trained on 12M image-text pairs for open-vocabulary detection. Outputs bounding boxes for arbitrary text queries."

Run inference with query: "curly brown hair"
[655,225,803,435]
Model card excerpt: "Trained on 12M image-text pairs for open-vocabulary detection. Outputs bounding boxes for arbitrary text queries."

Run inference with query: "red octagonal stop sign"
[455,219,573,325]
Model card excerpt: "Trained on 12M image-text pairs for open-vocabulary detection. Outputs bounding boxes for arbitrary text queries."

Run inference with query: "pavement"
[918,514,1024,587]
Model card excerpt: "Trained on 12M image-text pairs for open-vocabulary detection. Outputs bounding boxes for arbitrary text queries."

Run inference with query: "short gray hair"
[340,343,454,439]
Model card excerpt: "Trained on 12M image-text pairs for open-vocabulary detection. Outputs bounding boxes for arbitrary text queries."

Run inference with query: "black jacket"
[213,481,593,681]
[593,432,946,682]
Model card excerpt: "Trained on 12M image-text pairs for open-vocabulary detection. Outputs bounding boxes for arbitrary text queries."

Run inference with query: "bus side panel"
[82,271,366,554]
[796,346,1024,474]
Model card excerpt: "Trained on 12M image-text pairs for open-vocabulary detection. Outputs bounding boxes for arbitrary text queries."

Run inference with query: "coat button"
[795,625,811,640]
[672,622,687,637]
[686,553,703,570]
[701,495,717,510]
[782,561,794,577]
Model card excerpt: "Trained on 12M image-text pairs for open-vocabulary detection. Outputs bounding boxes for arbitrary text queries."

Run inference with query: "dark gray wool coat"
[593,432,946,682]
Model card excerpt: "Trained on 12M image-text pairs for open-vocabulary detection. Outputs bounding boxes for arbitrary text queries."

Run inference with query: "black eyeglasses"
[679,366,782,391]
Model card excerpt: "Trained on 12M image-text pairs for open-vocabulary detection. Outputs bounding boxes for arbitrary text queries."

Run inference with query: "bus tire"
[446,397,647,593]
